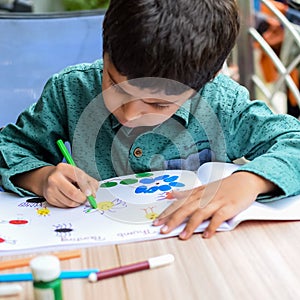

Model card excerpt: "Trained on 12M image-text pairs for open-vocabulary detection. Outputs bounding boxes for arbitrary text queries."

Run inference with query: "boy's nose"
[122,100,145,121]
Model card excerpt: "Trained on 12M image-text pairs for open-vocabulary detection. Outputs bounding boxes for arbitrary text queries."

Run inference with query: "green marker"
[56,139,98,209]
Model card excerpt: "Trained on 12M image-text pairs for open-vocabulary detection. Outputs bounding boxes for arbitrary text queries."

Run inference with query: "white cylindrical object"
[148,254,175,269]
[0,284,22,296]
[30,255,61,281]
[30,255,63,300]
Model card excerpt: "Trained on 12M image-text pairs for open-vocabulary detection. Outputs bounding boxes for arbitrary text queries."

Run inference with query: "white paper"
[0,170,207,255]
[1,164,299,255]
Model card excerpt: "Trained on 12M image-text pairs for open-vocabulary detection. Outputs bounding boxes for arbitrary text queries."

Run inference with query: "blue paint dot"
[147,186,159,193]
[158,185,172,191]
[154,175,169,181]
[135,186,148,193]
[140,178,155,184]
[169,182,185,187]
[163,176,179,182]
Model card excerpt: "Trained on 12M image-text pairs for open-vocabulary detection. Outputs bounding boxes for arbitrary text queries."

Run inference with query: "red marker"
[88,254,174,282]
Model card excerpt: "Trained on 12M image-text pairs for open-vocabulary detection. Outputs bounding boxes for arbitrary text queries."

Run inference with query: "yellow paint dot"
[145,212,159,220]
[97,201,114,211]
[36,207,50,216]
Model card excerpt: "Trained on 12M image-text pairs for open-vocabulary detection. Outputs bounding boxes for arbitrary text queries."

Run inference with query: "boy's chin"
[119,118,164,128]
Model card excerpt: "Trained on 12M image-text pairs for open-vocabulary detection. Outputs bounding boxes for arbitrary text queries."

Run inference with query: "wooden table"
[1,220,300,300]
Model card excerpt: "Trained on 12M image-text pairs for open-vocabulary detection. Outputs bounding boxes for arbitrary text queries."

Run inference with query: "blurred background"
[0,0,299,127]
[0,0,110,12]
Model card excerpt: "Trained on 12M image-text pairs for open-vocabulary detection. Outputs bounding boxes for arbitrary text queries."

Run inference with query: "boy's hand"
[153,171,277,239]
[41,163,99,207]
[12,163,99,208]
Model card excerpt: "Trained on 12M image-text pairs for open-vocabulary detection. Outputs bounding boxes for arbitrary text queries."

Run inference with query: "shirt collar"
[173,97,191,127]
[111,114,121,130]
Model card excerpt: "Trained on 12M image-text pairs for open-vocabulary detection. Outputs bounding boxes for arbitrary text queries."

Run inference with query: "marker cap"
[88,272,97,283]
[30,255,61,282]
[148,254,175,269]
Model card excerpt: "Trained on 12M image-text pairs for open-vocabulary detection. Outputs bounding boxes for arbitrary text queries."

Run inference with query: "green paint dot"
[120,178,138,185]
[135,172,153,178]
[100,181,118,188]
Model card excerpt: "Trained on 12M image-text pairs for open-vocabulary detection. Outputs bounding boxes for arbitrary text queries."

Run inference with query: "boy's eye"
[108,78,170,110]
[148,103,170,110]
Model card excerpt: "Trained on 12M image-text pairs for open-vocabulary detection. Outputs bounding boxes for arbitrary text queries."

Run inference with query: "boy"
[1,0,300,239]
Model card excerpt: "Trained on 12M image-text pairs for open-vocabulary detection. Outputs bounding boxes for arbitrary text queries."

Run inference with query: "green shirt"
[1,59,300,200]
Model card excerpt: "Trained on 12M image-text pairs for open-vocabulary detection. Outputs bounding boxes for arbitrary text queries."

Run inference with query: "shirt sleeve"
[223,86,300,199]
[0,74,68,196]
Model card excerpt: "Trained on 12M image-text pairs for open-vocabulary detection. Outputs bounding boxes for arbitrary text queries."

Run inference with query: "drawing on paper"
[7,218,29,225]
[83,198,127,214]
[135,174,185,194]
[26,197,46,204]
[96,198,127,214]
[0,169,201,253]
[36,207,51,217]
[53,223,74,237]
[0,236,16,245]
[100,172,185,194]
[95,170,200,224]
[142,207,160,220]
[18,197,45,208]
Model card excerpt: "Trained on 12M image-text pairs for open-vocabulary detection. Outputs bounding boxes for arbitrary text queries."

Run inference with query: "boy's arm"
[155,79,300,240]
[0,75,68,196]
[11,166,56,197]
[0,61,103,197]
[229,113,300,199]
[198,77,300,200]
[221,84,300,199]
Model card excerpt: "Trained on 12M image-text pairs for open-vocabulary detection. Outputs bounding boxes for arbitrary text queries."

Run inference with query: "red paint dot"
[0,238,5,243]
[165,192,174,199]
[9,220,28,225]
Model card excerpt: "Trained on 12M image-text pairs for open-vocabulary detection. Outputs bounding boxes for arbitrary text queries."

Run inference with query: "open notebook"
[0,163,299,255]
[197,162,300,229]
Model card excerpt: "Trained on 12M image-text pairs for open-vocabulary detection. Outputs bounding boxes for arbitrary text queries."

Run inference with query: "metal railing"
[236,0,300,111]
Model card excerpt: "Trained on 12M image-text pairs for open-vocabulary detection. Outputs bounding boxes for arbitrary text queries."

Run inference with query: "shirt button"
[133,147,143,157]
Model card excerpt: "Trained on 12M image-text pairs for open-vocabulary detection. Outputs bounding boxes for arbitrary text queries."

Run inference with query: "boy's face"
[102,54,194,128]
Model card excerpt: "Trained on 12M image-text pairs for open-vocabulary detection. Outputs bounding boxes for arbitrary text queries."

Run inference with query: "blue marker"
[0,269,99,282]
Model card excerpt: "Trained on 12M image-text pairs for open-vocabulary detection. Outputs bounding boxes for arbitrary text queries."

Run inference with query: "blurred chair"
[236,0,300,116]
[0,0,32,12]
[0,10,104,127]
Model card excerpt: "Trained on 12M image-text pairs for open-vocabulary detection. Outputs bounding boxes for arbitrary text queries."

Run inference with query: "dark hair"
[103,0,240,93]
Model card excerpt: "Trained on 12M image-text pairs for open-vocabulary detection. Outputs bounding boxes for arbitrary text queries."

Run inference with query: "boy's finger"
[202,206,232,238]
[154,187,206,227]
[159,199,202,234]
[178,210,206,240]
[179,202,219,239]
[56,195,82,208]
[46,187,83,208]
[89,179,100,196]
[72,171,98,198]
[156,197,188,221]
[60,184,86,206]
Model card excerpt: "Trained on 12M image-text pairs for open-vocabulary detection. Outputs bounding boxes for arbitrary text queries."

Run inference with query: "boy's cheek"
[102,94,123,113]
